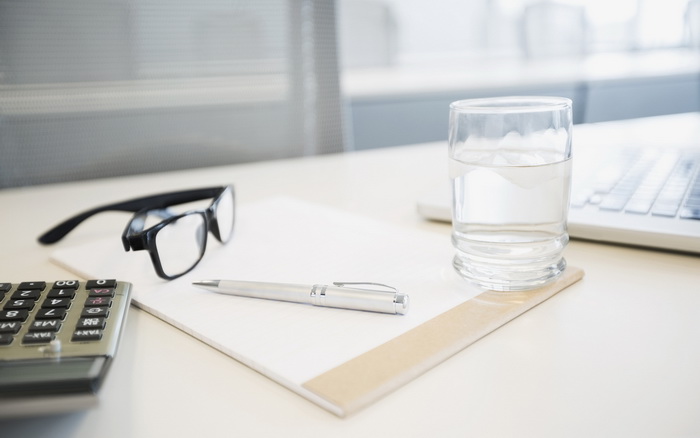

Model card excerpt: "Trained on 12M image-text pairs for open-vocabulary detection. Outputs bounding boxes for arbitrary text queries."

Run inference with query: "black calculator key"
[1,283,12,300]
[23,331,56,344]
[85,297,111,307]
[52,280,80,289]
[0,333,14,345]
[42,298,72,308]
[76,317,106,329]
[72,329,103,342]
[86,279,117,289]
[81,307,109,318]
[11,289,41,300]
[47,288,76,299]
[29,320,62,332]
[35,308,67,320]
[3,300,36,311]
[18,281,46,290]
[0,321,22,334]
[88,288,115,297]
[0,309,29,321]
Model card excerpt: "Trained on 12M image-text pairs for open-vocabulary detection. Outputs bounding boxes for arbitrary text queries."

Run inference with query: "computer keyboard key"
[599,196,628,211]
[624,201,652,214]
[680,207,700,220]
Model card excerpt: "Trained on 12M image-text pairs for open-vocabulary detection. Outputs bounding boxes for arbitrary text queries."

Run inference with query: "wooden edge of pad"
[302,266,585,417]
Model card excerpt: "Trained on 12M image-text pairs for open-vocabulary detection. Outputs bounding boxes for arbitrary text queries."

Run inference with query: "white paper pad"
[51,197,484,415]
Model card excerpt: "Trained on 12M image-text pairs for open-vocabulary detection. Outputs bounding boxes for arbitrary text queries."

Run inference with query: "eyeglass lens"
[155,213,207,278]
[215,188,235,243]
[153,187,235,278]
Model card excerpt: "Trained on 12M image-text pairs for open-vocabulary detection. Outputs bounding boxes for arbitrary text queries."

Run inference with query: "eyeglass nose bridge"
[121,210,159,252]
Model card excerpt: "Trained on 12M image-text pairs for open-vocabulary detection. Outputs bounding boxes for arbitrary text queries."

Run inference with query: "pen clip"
[332,282,398,293]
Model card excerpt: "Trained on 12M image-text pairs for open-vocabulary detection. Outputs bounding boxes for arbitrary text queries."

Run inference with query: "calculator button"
[42,298,72,308]
[86,279,117,289]
[11,289,42,300]
[52,280,80,289]
[3,299,36,311]
[85,297,112,307]
[23,331,56,344]
[0,321,22,334]
[0,283,12,292]
[72,329,103,342]
[18,281,46,290]
[35,308,67,320]
[0,333,14,345]
[47,288,76,299]
[88,288,115,297]
[0,309,29,321]
[76,317,106,329]
[29,320,62,332]
[81,307,109,318]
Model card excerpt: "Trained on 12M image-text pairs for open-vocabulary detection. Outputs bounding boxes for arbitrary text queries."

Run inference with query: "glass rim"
[450,96,572,114]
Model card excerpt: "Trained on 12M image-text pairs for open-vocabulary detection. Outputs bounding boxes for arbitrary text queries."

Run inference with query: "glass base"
[453,255,567,291]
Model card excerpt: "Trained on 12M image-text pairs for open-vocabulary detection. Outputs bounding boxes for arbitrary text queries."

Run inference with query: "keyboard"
[571,147,700,220]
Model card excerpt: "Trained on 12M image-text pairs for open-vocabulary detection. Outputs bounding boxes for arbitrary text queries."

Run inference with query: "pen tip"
[192,280,219,288]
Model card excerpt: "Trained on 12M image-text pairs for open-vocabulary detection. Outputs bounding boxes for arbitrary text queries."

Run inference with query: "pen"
[192,280,409,315]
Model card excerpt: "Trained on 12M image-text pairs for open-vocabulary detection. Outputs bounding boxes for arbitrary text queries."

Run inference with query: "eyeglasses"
[39,186,235,280]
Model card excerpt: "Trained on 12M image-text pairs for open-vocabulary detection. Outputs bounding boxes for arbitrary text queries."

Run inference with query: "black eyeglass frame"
[38,185,235,280]
[121,186,234,279]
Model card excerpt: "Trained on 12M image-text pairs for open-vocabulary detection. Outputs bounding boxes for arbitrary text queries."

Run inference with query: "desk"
[1,116,699,437]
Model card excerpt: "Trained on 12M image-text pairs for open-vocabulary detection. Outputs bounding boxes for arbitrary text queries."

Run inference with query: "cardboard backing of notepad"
[303,266,584,417]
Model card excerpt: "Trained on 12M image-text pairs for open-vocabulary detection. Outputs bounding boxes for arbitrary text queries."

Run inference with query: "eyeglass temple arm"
[38,187,225,244]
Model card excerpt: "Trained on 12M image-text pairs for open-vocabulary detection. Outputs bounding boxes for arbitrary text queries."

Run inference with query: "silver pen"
[192,280,409,315]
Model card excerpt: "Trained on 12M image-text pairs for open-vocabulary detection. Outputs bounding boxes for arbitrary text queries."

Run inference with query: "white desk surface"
[1,115,699,437]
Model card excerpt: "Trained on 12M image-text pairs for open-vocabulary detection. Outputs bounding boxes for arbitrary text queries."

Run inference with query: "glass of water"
[449,96,573,291]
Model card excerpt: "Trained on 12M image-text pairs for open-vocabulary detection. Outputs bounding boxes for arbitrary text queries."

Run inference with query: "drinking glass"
[449,96,573,291]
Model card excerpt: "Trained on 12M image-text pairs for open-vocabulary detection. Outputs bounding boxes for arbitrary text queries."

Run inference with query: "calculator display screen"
[0,356,109,397]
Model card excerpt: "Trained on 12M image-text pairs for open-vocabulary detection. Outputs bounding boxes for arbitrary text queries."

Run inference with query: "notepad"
[51,197,583,416]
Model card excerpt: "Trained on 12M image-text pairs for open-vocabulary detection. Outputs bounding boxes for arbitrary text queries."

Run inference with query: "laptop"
[417,117,700,255]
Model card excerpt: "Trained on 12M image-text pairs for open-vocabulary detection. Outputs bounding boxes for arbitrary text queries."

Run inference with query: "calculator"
[0,279,132,417]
